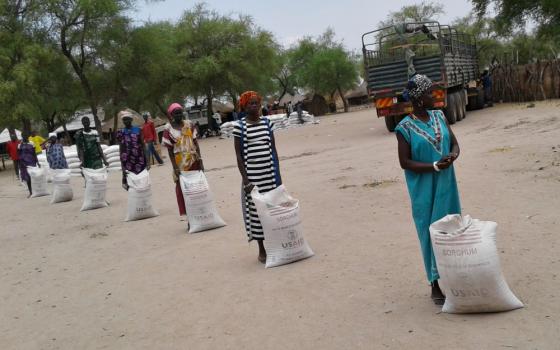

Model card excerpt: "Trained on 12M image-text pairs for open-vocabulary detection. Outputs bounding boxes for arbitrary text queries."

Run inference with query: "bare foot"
[27,193,31,198]
[258,253,266,264]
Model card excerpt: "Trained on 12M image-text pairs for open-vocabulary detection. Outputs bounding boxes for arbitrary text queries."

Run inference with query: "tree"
[453,13,559,66]
[273,50,297,103]
[0,0,43,132]
[19,44,85,132]
[120,21,181,117]
[290,30,359,112]
[379,1,444,27]
[175,4,278,120]
[42,0,134,134]
[472,0,560,39]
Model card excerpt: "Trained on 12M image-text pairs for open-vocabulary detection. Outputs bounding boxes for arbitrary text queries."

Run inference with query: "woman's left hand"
[448,152,458,162]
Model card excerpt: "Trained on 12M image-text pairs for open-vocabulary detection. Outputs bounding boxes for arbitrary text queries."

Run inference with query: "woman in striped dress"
[233,91,282,263]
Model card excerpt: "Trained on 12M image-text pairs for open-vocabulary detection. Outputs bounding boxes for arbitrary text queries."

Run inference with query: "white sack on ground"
[50,169,73,204]
[430,214,524,313]
[81,167,109,211]
[28,166,50,198]
[125,170,159,221]
[107,155,120,164]
[179,171,226,233]
[251,185,314,268]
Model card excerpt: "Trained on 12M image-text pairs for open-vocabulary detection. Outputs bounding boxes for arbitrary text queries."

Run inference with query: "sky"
[132,0,475,52]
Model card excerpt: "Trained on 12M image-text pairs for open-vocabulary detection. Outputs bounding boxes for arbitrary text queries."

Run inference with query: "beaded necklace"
[411,112,441,143]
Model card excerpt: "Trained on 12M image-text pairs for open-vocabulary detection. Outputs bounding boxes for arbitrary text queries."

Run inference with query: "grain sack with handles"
[179,170,226,233]
[251,185,314,268]
[50,168,73,203]
[125,170,159,221]
[430,214,523,313]
[81,167,109,211]
[27,166,50,198]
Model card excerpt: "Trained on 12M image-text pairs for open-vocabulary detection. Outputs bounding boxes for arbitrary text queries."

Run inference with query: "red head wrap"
[239,91,261,111]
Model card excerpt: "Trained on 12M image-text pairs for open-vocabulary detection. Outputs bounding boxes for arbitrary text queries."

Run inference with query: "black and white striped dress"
[233,117,280,241]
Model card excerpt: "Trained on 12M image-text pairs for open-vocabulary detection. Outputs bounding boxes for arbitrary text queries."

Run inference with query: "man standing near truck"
[481,68,493,107]
[142,113,164,165]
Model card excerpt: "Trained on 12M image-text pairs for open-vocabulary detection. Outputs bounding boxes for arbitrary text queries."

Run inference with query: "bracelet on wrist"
[433,161,440,172]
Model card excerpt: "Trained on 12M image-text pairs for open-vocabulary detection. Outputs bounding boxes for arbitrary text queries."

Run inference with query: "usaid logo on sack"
[282,230,304,249]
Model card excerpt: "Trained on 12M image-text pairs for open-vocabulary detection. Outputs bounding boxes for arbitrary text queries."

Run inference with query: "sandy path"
[0,101,559,349]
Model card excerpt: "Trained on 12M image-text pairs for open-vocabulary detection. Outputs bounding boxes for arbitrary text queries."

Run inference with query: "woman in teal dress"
[395,74,461,305]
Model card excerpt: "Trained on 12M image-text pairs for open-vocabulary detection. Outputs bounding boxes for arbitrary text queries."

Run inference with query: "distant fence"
[492,60,560,102]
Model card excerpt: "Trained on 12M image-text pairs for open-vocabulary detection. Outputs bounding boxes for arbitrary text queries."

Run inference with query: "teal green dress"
[395,110,461,283]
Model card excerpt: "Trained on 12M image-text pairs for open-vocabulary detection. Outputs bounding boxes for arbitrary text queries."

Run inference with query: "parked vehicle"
[362,21,486,132]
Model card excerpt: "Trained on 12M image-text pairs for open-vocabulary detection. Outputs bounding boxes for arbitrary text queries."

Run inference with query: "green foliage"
[175,3,278,112]
[379,1,444,26]
[472,0,560,40]
[290,30,359,111]
[453,12,559,66]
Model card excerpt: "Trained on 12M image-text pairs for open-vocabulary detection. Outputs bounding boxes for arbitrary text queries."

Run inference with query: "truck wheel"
[467,95,477,111]
[444,93,457,124]
[454,92,463,122]
[476,88,485,109]
[458,91,466,121]
[384,115,397,132]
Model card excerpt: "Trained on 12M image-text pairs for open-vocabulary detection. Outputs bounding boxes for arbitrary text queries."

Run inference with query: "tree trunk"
[206,90,213,126]
[156,101,167,117]
[60,24,102,135]
[278,87,287,104]
[21,116,31,135]
[229,92,239,112]
[62,123,71,145]
[337,86,349,113]
[44,111,57,132]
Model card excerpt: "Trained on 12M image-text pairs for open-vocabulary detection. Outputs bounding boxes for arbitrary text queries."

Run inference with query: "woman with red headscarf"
[233,91,282,263]
[162,103,203,219]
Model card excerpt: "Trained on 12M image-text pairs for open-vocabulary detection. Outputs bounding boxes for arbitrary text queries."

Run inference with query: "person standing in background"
[45,133,68,169]
[118,111,148,190]
[481,68,493,107]
[142,113,164,166]
[75,117,109,170]
[162,103,203,219]
[296,101,304,124]
[6,133,21,180]
[28,130,46,155]
[18,132,39,197]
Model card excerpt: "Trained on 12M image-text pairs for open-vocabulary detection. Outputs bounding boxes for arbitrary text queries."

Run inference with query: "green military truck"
[362,21,486,132]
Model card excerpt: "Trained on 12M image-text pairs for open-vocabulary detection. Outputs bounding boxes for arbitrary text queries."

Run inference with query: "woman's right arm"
[234,137,252,193]
[397,132,442,173]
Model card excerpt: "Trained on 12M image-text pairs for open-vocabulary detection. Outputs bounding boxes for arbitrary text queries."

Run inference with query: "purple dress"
[116,126,146,174]
[18,143,37,182]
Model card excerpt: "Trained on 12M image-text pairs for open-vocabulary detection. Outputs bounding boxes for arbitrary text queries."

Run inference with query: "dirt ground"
[1,101,559,350]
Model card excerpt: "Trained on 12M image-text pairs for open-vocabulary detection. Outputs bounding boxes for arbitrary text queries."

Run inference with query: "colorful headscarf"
[239,91,261,111]
[404,74,433,101]
[167,103,183,118]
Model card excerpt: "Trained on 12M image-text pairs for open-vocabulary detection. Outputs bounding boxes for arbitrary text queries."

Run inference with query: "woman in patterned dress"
[162,103,203,218]
[46,133,68,169]
[233,91,282,263]
[116,110,148,190]
[395,74,461,305]
[18,132,39,197]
